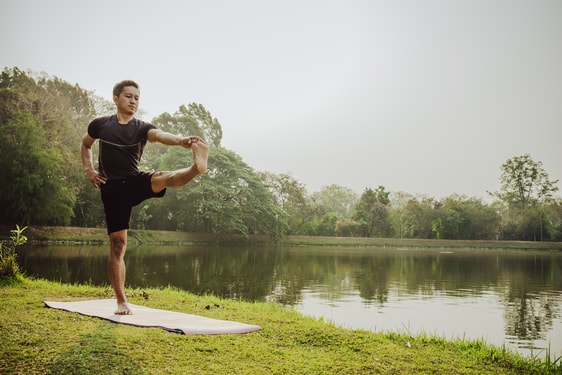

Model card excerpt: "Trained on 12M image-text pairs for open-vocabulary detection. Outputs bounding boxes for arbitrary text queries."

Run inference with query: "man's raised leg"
[108,229,132,315]
[151,139,209,192]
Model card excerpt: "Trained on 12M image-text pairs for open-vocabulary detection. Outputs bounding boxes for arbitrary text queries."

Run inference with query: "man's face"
[113,86,140,115]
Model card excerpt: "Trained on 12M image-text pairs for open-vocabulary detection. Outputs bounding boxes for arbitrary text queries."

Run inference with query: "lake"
[17,244,562,359]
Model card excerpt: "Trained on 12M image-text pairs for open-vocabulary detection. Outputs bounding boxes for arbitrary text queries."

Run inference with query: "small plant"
[0,225,27,277]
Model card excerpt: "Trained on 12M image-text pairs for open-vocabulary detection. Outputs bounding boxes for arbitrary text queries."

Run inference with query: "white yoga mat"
[44,299,262,335]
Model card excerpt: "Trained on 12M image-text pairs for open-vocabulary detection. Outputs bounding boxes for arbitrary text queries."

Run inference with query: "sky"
[1,0,561,199]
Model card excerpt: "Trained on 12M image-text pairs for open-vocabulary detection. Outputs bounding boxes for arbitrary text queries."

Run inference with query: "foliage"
[258,172,310,234]
[351,186,391,237]
[491,155,560,241]
[492,154,559,209]
[432,195,500,240]
[311,184,358,218]
[1,67,561,241]
[0,225,27,277]
[152,146,288,239]
[0,111,75,225]
[152,103,223,147]
[0,67,94,226]
[543,199,562,241]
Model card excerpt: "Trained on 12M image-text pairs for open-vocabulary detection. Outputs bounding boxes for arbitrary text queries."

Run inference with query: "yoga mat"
[44,299,262,335]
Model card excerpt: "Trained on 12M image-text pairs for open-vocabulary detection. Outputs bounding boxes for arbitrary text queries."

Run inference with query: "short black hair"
[113,80,139,97]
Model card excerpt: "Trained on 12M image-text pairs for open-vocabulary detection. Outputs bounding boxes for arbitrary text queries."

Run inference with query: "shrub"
[0,225,27,277]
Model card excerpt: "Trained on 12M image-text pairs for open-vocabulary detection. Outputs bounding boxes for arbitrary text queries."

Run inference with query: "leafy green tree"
[311,184,358,218]
[154,146,288,238]
[432,195,500,240]
[258,172,310,234]
[491,154,559,241]
[143,103,223,173]
[388,191,414,238]
[401,196,440,239]
[334,218,356,237]
[544,198,562,241]
[492,154,558,208]
[152,103,222,147]
[0,68,95,226]
[0,112,75,225]
[351,186,390,237]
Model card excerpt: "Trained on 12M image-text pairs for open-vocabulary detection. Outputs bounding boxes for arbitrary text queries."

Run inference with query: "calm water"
[17,244,562,359]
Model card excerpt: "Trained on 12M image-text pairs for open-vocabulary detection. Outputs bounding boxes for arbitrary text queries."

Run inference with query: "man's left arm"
[148,129,200,149]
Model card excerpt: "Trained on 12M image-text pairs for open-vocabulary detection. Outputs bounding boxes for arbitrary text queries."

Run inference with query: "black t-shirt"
[87,115,156,180]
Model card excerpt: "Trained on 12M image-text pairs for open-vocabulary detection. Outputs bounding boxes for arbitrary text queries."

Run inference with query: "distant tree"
[402,196,439,239]
[290,184,358,236]
[258,172,309,234]
[388,191,414,238]
[432,195,500,240]
[491,154,558,209]
[544,198,562,241]
[334,218,356,237]
[491,154,559,241]
[311,184,358,218]
[351,186,390,237]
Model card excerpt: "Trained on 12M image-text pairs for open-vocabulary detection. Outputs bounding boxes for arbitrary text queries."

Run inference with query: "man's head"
[113,80,139,98]
[113,80,140,117]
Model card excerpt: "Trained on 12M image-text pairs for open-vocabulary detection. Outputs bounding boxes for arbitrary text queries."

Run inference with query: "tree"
[152,103,222,147]
[432,195,500,240]
[258,172,309,234]
[544,198,562,241]
[146,103,223,172]
[388,191,414,238]
[0,112,75,225]
[351,186,390,237]
[154,146,288,239]
[491,154,559,241]
[0,68,95,226]
[492,154,558,209]
[401,196,439,239]
[311,184,358,218]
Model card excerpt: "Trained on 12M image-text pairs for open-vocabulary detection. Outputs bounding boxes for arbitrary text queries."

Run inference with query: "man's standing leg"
[107,229,131,315]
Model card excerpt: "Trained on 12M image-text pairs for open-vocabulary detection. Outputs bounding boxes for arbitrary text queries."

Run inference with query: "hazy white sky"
[1,0,561,198]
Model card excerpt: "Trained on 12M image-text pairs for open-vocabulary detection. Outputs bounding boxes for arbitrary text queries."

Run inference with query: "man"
[80,80,208,315]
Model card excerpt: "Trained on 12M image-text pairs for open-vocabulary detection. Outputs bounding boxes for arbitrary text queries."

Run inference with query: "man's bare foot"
[192,140,208,173]
[114,302,132,315]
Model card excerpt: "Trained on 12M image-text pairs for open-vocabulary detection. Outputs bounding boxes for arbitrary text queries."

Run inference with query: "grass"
[1,277,560,374]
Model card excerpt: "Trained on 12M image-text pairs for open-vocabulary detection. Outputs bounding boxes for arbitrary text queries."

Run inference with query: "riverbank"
[9,225,562,250]
[1,276,559,374]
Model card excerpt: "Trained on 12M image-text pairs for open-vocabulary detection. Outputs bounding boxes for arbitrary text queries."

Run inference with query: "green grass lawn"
[1,276,560,374]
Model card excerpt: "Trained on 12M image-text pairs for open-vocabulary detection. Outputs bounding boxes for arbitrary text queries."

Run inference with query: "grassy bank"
[7,226,562,250]
[1,277,560,374]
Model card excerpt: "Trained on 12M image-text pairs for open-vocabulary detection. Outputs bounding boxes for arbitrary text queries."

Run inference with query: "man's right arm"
[81,134,105,189]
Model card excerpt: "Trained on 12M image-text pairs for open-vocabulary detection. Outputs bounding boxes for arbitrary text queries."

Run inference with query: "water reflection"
[17,245,562,358]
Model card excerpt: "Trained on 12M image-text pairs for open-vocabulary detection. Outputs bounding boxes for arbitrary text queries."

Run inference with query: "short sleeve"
[87,116,110,139]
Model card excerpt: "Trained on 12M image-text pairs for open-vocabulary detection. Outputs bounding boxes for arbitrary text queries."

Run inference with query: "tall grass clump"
[0,225,27,278]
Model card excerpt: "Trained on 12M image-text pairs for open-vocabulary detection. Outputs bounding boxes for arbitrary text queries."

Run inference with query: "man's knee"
[151,171,169,192]
[109,231,127,256]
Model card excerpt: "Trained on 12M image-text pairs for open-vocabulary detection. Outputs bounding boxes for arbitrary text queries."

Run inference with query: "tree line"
[1,67,560,241]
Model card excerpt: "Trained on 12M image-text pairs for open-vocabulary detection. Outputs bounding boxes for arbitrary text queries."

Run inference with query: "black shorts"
[100,172,166,234]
